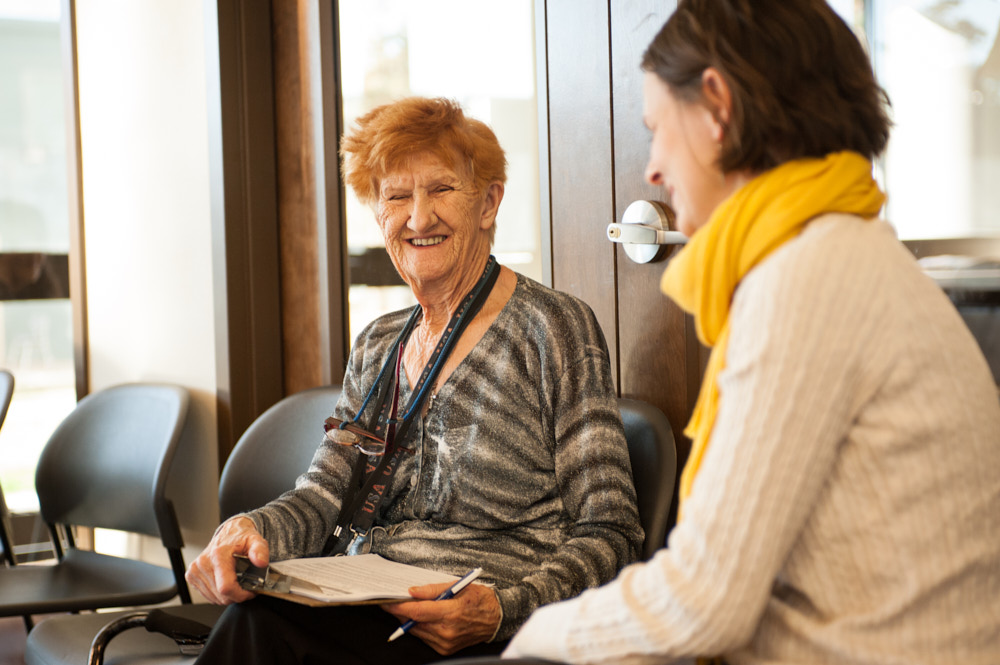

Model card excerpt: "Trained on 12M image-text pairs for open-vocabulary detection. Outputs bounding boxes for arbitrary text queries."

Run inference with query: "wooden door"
[542,0,705,494]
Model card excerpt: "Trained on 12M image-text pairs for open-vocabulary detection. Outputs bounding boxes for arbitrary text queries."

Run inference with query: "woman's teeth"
[411,236,444,246]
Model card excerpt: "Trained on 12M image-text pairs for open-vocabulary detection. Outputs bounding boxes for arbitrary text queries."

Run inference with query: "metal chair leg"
[87,609,213,665]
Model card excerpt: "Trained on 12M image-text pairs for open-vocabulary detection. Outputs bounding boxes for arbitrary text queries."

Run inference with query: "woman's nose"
[645,160,662,186]
[408,194,436,230]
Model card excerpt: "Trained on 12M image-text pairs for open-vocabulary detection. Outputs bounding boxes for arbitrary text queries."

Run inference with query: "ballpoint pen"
[387,567,484,642]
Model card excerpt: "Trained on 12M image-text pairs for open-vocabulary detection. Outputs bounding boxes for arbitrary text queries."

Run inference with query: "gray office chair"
[618,397,676,560]
[25,384,341,665]
[0,369,33,634]
[0,369,18,570]
[0,383,191,633]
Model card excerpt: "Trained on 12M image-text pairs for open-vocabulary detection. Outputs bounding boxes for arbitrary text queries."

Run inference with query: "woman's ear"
[701,67,733,142]
[480,181,505,230]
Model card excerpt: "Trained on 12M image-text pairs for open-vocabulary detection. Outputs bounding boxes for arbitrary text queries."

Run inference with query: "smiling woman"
[342,97,506,302]
[182,95,642,665]
[340,97,515,390]
[337,0,540,343]
[375,153,501,295]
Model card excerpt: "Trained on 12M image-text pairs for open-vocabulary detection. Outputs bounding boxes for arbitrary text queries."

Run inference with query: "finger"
[380,602,408,619]
[215,564,255,603]
[388,598,455,624]
[248,537,270,568]
[406,624,448,655]
[407,623,461,656]
[406,580,454,600]
[207,548,248,602]
[186,561,225,605]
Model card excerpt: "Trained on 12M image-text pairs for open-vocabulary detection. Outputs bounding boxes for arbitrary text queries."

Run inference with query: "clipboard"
[234,553,460,607]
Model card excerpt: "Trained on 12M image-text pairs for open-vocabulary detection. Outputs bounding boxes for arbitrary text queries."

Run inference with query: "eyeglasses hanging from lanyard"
[323,340,407,457]
[326,255,500,458]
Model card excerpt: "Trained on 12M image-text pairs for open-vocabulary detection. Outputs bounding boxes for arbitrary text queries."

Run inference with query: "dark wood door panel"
[545,0,618,382]
[545,0,701,474]
[610,0,697,461]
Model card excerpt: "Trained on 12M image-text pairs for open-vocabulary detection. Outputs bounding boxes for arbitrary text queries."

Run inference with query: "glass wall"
[834,0,1000,241]
[0,0,77,514]
[338,0,540,342]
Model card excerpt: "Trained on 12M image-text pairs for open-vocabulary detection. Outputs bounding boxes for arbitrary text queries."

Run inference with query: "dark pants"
[193,596,508,665]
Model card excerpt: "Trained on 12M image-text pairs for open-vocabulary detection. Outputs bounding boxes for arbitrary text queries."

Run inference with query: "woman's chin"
[399,251,456,289]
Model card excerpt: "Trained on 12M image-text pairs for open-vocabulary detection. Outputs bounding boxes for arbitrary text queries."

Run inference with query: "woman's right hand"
[185,516,270,605]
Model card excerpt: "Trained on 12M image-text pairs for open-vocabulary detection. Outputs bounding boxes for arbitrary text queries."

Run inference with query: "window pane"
[338,0,540,342]
[0,1,77,513]
[869,0,1000,239]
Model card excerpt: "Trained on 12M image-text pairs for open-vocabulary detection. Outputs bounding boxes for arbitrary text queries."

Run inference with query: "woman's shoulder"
[495,274,607,353]
[514,273,592,312]
[749,214,914,293]
[511,272,601,322]
[734,213,937,334]
[351,306,416,352]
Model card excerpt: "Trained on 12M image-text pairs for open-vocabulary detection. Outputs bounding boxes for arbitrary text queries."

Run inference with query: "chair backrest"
[219,385,342,520]
[0,369,14,429]
[34,383,190,548]
[220,390,668,556]
[0,369,15,565]
[618,397,677,560]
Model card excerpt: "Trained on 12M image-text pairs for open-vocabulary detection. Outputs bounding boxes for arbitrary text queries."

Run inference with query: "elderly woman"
[499,1,1000,664]
[185,96,643,665]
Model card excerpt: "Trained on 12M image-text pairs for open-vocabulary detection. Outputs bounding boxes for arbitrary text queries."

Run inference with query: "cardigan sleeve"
[492,338,644,640]
[243,321,377,560]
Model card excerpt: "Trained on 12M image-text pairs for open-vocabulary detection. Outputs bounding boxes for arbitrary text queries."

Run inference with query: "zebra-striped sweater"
[246,273,644,641]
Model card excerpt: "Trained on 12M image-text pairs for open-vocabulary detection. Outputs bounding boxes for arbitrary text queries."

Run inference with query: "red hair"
[341,97,508,207]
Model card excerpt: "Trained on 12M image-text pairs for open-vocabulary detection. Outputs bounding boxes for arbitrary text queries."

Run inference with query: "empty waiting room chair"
[0,383,191,633]
[26,384,341,665]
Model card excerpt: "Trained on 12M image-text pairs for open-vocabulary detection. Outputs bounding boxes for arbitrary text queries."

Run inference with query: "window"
[0,0,77,515]
[836,0,1000,241]
[338,0,541,341]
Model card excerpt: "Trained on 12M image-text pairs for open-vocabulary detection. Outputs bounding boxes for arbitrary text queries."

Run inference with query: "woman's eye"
[434,186,453,194]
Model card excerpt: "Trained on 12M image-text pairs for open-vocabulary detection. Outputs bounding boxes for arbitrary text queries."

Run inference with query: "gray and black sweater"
[246,273,643,640]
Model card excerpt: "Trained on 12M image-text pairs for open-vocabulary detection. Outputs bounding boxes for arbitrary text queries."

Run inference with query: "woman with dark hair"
[184,96,643,664]
[501,1,1000,663]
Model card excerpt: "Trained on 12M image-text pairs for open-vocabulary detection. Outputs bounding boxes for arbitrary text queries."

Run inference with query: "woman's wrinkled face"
[642,71,728,237]
[376,152,497,293]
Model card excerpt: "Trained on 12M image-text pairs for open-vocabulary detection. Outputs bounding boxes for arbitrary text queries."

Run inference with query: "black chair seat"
[26,385,342,665]
[26,605,226,665]
[0,549,180,617]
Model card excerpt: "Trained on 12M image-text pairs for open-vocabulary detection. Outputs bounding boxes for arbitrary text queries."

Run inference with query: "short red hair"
[341,97,508,207]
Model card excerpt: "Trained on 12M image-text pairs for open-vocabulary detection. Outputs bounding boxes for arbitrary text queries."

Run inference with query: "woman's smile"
[410,235,446,247]
[375,152,499,297]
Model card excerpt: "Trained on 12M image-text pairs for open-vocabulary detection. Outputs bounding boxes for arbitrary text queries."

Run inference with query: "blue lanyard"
[326,256,501,554]
[345,254,500,446]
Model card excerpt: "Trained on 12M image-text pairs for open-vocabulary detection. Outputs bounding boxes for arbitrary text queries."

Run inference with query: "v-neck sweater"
[247,273,644,640]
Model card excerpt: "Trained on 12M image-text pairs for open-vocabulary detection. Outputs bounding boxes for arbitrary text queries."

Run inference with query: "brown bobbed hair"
[341,97,508,207]
[642,0,892,174]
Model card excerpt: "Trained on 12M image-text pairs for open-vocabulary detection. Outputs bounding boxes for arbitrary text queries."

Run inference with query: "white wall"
[74,0,219,566]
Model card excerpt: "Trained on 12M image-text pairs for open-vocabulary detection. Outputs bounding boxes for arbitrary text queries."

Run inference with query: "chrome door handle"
[606,223,687,245]
[607,200,686,263]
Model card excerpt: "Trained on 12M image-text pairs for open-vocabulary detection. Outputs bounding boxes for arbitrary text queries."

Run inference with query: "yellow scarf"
[661,151,885,518]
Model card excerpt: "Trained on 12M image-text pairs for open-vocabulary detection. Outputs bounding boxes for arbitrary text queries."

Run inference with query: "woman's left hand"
[381,581,501,655]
